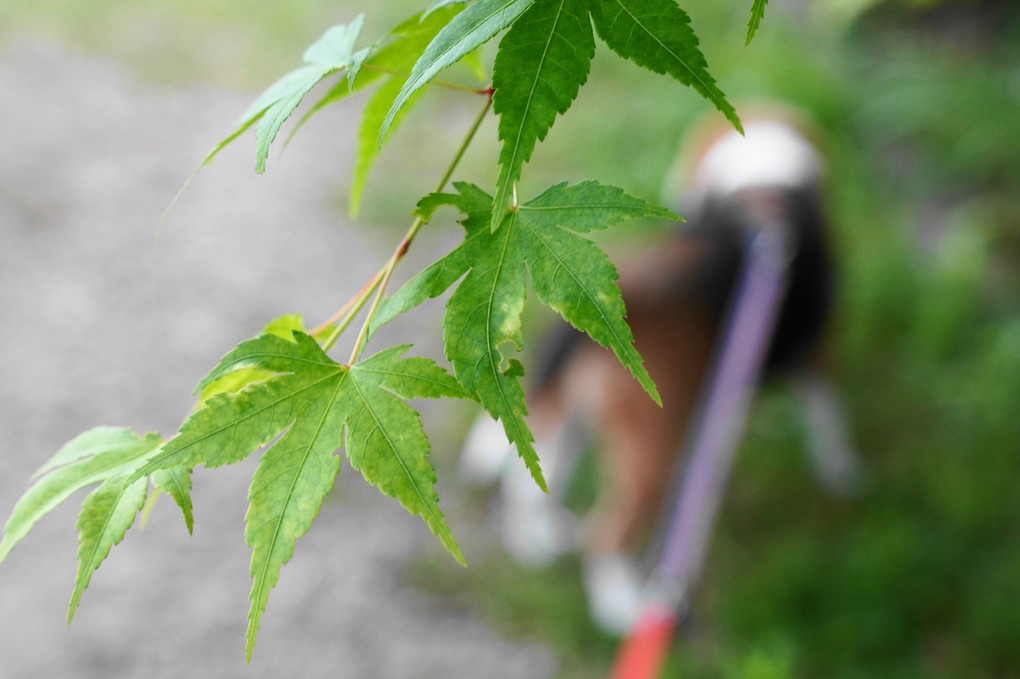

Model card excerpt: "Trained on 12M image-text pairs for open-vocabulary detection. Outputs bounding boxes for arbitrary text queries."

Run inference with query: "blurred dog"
[461,111,860,634]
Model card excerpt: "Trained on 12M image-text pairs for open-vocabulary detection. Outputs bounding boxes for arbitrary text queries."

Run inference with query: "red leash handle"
[609,602,678,679]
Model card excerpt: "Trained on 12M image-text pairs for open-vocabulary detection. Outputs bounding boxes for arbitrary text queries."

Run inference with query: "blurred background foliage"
[2,0,1019,676]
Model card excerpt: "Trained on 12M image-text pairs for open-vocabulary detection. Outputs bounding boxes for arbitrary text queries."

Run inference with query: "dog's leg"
[790,368,864,495]
[578,304,715,635]
[497,414,589,566]
[467,370,593,566]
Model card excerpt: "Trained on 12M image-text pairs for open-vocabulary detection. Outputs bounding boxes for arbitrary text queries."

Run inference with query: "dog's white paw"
[582,553,645,636]
[499,452,577,566]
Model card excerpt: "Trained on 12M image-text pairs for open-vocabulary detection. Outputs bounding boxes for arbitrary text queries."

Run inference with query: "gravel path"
[0,40,554,679]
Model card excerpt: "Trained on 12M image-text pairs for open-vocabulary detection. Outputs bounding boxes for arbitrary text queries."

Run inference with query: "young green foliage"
[394,0,739,228]
[289,7,463,137]
[70,475,149,622]
[0,428,158,563]
[129,329,469,661]
[151,467,194,534]
[381,0,535,140]
[200,16,369,174]
[589,0,742,132]
[746,0,769,45]
[354,78,420,215]
[190,0,741,232]
[425,0,470,16]
[490,0,596,230]
[0,0,754,658]
[350,14,451,215]
[0,427,172,621]
[289,6,473,216]
[376,181,675,489]
[189,6,477,217]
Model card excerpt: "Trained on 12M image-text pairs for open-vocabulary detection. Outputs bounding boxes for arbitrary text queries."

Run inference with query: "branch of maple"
[314,270,383,339]
[318,270,385,352]
[347,93,493,365]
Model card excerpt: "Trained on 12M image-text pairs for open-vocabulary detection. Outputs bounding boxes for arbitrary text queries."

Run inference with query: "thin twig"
[311,271,382,337]
[346,94,493,364]
[320,270,385,352]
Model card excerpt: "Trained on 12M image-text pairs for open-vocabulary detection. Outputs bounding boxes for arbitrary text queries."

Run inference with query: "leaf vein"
[607,0,715,100]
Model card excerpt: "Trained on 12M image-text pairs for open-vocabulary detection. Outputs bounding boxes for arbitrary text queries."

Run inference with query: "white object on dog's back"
[690,120,821,201]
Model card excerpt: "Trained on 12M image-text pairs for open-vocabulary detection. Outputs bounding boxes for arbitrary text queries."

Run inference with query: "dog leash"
[610,217,792,679]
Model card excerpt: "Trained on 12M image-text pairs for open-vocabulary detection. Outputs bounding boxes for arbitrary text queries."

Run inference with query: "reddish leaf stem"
[346,94,493,364]
[310,271,383,338]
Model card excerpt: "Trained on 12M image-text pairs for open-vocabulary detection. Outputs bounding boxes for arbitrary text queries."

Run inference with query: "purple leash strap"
[647,219,792,613]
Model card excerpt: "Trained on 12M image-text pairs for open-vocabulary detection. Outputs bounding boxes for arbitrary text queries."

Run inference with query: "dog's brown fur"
[527,237,718,555]
[525,175,836,560]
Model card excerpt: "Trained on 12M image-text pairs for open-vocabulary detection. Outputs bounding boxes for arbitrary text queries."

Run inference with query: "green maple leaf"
[589,0,741,132]
[0,427,168,621]
[284,7,469,216]
[376,181,674,490]
[290,7,465,136]
[150,467,194,534]
[192,314,313,409]
[69,475,149,622]
[200,16,368,174]
[490,0,595,230]
[424,0,470,17]
[745,0,769,46]
[381,0,536,142]
[347,8,469,216]
[129,331,468,661]
[349,62,425,217]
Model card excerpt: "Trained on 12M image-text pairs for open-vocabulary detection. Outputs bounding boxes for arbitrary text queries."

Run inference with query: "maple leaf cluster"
[1,0,757,660]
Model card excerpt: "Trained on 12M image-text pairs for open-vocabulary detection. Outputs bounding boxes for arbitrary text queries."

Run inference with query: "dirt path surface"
[0,40,554,679]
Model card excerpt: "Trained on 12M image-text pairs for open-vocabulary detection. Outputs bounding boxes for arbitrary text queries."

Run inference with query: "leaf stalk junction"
[320,92,494,363]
